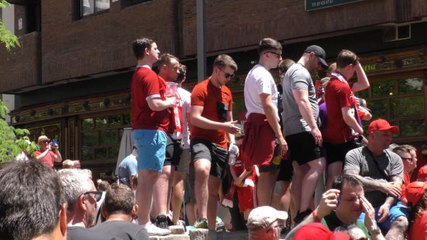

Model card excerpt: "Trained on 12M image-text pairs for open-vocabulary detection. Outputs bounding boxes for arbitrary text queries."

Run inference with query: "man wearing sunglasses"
[190,54,240,231]
[35,135,62,168]
[247,206,288,240]
[58,168,116,240]
[241,37,287,207]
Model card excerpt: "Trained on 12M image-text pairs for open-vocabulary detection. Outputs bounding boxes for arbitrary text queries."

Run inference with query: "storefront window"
[357,75,426,138]
[80,112,130,162]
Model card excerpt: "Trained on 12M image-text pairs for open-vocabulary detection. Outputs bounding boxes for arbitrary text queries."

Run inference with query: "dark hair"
[332,174,363,191]
[176,64,187,82]
[152,53,179,74]
[278,59,295,74]
[336,49,359,68]
[0,161,65,240]
[258,38,282,55]
[132,38,155,60]
[104,183,135,216]
[213,54,238,71]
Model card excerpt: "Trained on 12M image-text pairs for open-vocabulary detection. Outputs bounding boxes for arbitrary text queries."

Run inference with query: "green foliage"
[0,0,21,51]
[0,99,36,163]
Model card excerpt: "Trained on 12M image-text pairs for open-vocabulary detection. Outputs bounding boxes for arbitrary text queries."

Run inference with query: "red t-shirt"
[190,79,232,149]
[409,211,427,240]
[35,150,58,168]
[131,67,170,132]
[323,77,356,144]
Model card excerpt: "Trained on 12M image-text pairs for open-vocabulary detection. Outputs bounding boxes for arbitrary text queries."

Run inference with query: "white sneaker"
[142,223,171,236]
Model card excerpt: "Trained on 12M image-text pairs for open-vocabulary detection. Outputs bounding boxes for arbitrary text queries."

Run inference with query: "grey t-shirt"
[281,63,319,136]
[344,146,404,207]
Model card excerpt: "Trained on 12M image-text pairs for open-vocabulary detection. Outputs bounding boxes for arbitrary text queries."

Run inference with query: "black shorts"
[277,159,293,182]
[285,132,323,166]
[324,140,359,165]
[165,135,183,168]
[190,139,228,178]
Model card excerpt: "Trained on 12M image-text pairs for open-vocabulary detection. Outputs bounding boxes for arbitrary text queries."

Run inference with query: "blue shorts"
[358,201,409,231]
[132,129,167,172]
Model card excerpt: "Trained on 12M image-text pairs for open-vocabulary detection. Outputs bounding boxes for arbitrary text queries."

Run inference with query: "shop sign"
[305,0,364,11]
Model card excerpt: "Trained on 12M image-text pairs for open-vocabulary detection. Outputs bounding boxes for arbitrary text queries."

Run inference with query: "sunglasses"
[266,51,282,58]
[83,191,103,202]
[219,68,235,79]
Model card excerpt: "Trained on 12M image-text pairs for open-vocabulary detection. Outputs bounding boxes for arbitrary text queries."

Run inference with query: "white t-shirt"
[177,87,191,149]
[244,64,279,118]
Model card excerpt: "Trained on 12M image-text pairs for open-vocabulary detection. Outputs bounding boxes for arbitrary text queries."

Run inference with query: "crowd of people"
[1,36,427,240]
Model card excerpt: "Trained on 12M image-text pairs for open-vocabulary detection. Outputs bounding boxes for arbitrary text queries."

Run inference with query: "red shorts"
[241,113,275,169]
[236,185,255,212]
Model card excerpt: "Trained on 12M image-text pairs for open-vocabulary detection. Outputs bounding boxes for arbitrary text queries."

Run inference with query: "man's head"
[176,64,187,83]
[102,183,138,220]
[336,49,359,80]
[258,38,283,69]
[152,53,180,82]
[393,145,417,174]
[58,168,100,227]
[303,45,328,73]
[38,135,50,150]
[332,175,365,222]
[278,58,295,76]
[0,160,67,240]
[132,38,160,63]
[212,54,238,86]
[367,119,399,150]
[247,206,288,240]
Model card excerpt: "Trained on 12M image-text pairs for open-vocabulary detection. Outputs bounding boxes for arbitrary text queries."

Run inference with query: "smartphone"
[51,139,59,147]
[337,194,341,206]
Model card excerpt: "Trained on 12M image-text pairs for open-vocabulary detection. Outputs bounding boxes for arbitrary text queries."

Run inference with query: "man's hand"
[377,203,390,223]
[277,136,288,157]
[317,189,340,218]
[379,181,401,198]
[224,121,241,134]
[311,126,323,146]
[360,195,377,231]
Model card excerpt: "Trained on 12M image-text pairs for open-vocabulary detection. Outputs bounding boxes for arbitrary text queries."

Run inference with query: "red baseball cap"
[294,223,350,240]
[405,181,427,206]
[417,165,427,181]
[368,119,399,133]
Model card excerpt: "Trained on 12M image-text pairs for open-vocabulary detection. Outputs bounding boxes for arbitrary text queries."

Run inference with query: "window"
[80,0,110,17]
[121,0,152,8]
[356,75,426,138]
[80,112,131,162]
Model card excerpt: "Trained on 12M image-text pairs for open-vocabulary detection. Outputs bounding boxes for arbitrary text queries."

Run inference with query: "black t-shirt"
[67,226,123,240]
[91,221,149,240]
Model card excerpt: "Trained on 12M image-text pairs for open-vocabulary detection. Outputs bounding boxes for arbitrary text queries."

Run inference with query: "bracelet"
[312,210,321,222]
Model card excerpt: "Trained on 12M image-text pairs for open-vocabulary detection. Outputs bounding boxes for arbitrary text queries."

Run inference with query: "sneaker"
[194,218,208,229]
[294,209,312,225]
[142,222,171,236]
[154,215,170,229]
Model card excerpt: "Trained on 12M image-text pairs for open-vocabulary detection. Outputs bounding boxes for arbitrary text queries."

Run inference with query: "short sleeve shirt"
[131,67,170,132]
[118,154,138,186]
[244,64,279,118]
[344,146,404,207]
[190,79,233,149]
[281,63,319,136]
[34,150,58,168]
[323,77,356,144]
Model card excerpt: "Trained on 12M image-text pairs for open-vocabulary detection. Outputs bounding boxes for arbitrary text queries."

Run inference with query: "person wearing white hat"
[35,135,62,168]
[247,206,288,240]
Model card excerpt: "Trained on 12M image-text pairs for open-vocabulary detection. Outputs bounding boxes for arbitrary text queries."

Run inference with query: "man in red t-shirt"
[190,54,240,230]
[323,49,370,189]
[35,135,62,168]
[130,38,175,236]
